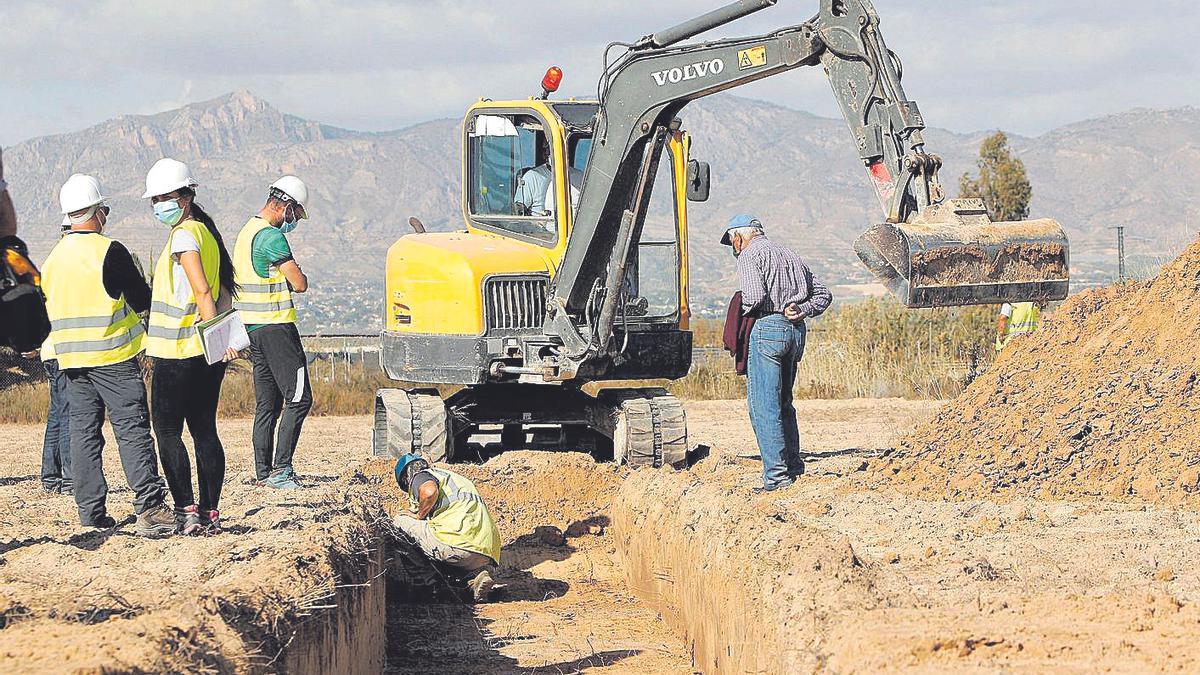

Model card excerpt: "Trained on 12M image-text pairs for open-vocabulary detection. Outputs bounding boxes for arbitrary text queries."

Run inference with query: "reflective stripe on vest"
[408,467,501,564]
[232,216,296,325]
[146,220,221,359]
[41,233,145,369]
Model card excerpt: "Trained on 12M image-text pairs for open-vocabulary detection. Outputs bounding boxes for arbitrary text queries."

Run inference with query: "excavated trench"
[276,451,882,675]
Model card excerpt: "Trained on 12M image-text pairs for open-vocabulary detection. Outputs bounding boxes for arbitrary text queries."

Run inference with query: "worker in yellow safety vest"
[392,454,501,602]
[142,158,241,536]
[996,301,1043,351]
[42,174,175,536]
[232,176,312,490]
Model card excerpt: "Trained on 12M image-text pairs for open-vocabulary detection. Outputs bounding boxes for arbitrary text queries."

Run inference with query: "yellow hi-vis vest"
[146,219,221,359]
[40,333,56,361]
[232,217,295,325]
[997,302,1040,351]
[42,233,145,369]
[408,467,501,564]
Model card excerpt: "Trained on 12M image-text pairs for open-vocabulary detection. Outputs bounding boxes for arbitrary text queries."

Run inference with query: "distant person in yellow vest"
[233,177,311,490]
[392,454,501,602]
[996,301,1043,351]
[142,158,241,535]
[42,174,175,536]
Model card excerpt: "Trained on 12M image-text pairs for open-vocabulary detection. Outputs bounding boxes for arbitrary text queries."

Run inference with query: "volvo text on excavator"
[371,0,1070,466]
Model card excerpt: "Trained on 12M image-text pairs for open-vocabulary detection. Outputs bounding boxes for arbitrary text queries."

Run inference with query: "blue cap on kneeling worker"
[720,214,763,245]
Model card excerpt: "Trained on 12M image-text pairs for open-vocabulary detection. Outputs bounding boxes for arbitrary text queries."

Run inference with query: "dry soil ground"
[2,399,1200,673]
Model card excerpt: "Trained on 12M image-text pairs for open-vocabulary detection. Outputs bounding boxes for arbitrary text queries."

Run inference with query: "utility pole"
[1111,226,1126,283]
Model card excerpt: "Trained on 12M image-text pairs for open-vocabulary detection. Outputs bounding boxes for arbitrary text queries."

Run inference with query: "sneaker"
[176,505,203,536]
[41,482,61,494]
[200,510,222,535]
[135,503,177,538]
[83,514,117,529]
[60,484,74,497]
[467,570,495,603]
[265,467,303,490]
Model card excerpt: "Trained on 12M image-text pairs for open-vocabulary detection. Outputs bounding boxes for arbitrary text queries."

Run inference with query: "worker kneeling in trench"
[392,454,501,602]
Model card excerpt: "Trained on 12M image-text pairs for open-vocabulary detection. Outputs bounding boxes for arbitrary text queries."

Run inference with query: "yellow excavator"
[372,0,1069,466]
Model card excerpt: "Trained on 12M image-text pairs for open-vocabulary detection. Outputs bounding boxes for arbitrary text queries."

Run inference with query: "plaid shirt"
[735,235,832,317]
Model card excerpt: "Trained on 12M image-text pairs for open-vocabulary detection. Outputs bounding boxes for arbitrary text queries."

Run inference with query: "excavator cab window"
[467,113,557,244]
[631,141,684,322]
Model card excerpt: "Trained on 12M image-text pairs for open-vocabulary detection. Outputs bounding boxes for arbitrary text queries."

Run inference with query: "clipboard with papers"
[194,309,250,365]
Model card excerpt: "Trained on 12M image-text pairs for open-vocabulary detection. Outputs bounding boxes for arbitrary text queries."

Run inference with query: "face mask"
[278,204,300,233]
[153,200,184,226]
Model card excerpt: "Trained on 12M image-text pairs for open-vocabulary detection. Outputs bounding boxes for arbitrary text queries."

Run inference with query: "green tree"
[959,131,1032,221]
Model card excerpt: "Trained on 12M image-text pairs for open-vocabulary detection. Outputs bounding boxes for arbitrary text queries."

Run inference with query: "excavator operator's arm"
[545,0,1069,378]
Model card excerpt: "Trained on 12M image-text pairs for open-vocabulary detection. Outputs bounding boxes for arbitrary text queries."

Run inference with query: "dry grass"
[0,359,392,424]
[675,298,997,400]
[215,360,392,419]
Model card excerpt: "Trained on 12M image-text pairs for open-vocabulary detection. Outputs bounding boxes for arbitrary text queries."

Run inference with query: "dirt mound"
[876,238,1200,503]
[0,418,389,674]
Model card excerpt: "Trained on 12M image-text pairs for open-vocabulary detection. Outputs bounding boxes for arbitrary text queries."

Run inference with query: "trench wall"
[283,543,387,674]
[611,470,884,674]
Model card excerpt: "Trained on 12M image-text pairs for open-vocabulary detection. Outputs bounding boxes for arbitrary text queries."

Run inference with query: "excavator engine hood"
[854,199,1070,308]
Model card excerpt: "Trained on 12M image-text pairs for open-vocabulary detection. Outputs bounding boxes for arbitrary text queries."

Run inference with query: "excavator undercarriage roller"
[854,199,1070,308]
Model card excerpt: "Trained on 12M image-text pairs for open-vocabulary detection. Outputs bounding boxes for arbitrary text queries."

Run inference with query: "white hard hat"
[270,175,309,217]
[142,157,198,199]
[59,174,107,214]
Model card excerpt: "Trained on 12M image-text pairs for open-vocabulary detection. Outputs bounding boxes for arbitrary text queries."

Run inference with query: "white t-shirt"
[515,165,552,214]
[999,303,1014,318]
[169,229,201,306]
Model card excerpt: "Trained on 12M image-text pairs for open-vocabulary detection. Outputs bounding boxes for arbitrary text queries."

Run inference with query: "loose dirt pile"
[876,238,1200,504]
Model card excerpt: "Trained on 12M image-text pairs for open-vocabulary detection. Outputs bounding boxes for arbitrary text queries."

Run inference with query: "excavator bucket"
[853,199,1069,308]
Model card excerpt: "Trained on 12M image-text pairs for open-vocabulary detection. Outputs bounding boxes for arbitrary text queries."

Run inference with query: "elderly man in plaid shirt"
[722,214,833,492]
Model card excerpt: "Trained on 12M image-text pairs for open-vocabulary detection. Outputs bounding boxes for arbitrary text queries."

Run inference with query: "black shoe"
[787,461,806,480]
[83,515,117,529]
[41,482,61,494]
[60,484,74,496]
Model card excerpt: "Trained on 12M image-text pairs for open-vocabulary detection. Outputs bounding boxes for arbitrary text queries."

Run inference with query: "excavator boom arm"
[545,0,1068,375]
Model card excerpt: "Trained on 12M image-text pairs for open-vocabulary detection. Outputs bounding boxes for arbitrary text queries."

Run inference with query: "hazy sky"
[1,0,1196,146]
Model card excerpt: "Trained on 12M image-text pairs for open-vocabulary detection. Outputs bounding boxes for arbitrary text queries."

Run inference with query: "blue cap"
[394,454,424,486]
[721,214,763,245]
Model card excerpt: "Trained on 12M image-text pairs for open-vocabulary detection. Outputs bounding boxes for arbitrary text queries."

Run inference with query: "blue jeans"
[41,359,73,491]
[746,314,806,488]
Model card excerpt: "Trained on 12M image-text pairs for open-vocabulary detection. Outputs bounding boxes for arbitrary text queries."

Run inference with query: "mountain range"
[6,90,1198,331]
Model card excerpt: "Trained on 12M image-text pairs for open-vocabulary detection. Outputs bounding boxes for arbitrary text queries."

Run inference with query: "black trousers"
[64,358,165,525]
[248,323,312,479]
[151,356,228,512]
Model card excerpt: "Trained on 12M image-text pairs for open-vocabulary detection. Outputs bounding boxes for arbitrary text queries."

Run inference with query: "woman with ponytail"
[142,158,239,536]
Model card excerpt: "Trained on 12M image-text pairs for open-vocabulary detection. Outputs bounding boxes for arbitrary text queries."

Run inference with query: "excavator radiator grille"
[484,276,548,332]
